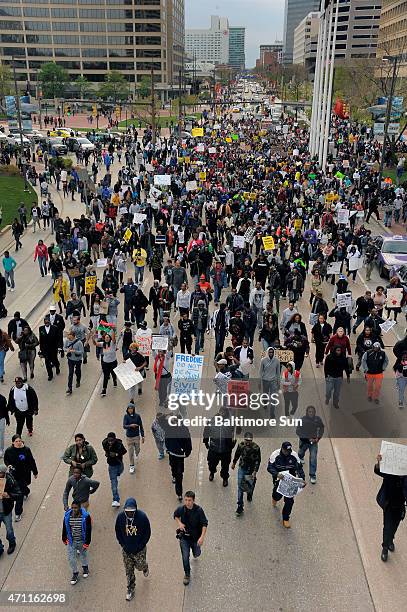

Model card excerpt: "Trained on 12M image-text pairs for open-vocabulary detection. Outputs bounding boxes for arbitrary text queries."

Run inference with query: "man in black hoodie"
[115,497,151,601]
[159,415,192,501]
[102,432,127,508]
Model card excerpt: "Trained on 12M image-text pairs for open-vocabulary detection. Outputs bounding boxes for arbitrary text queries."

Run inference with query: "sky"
[185,0,286,68]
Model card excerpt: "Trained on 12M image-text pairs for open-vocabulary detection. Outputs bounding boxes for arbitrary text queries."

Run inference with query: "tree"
[137,75,152,99]
[0,64,12,106]
[38,62,69,98]
[75,75,91,100]
[98,71,129,102]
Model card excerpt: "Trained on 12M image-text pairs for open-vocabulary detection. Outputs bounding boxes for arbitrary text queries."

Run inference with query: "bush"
[0,164,22,177]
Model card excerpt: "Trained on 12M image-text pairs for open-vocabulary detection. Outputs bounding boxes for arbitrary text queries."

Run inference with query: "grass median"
[0,173,38,229]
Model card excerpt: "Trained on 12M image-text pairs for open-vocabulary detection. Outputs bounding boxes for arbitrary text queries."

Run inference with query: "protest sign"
[336,292,352,309]
[262,236,275,251]
[133,213,146,224]
[379,320,396,334]
[172,353,204,397]
[96,258,108,268]
[227,379,250,409]
[387,288,403,308]
[186,180,198,192]
[294,219,302,230]
[154,174,171,186]
[327,262,342,275]
[85,276,97,295]
[208,147,217,154]
[152,335,169,351]
[191,127,204,137]
[123,228,132,243]
[155,234,166,245]
[380,441,407,476]
[135,332,152,356]
[233,235,245,248]
[337,209,350,225]
[199,171,207,181]
[114,361,144,391]
[67,267,81,278]
[275,349,294,364]
[196,144,205,153]
[348,257,363,272]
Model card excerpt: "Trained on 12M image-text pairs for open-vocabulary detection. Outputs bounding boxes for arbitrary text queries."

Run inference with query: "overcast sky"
[185,0,286,68]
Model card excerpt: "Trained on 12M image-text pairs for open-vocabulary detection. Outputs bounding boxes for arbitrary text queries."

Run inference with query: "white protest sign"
[336,292,352,309]
[233,235,245,248]
[282,125,289,135]
[380,441,407,476]
[387,288,403,309]
[171,353,204,397]
[209,147,217,154]
[135,331,152,356]
[348,257,363,272]
[119,206,128,216]
[356,211,365,218]
[337,209,350,224]
[96,258,108,268]
[327,261,342,275]
[154,174,171,186]
[152,335,169,351]
[276,471,305,498]
[133,213,147,224]
[114,361,144,391]
[379,320,396,334]
[150,186,162,199]
[196,144,205,152]
[178,230,185,244]
[186,180,198,192]
[146,163,154,172]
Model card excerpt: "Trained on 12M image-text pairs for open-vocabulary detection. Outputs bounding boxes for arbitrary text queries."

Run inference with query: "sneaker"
[56,368,60,375]
[399,401,404,409]
[247,493,253,502]
[283,520,291,528]
[310,477,317,484]
[7,543,16,554]
[381,547,388,562]
[71,573,79,585]
[101,390,106,397]
[76,381,80,388]
[209,473,214,481]
[15,514,22,522]
[374,398,380,405]
[143,567,149,577]
[125,591,135,601]
[235,506,244,516]
[315,363,320,368]
[138,388,142,395]
[183,575,190,586]
[129,465,135,474]
[82,566,89,578]
[112,500,120,507]
[388,542,395,552]
[177,496,183,502]
[333,402,339,410]
[28,430,33,437]
[0,376,3,383]
[66,389,72,395]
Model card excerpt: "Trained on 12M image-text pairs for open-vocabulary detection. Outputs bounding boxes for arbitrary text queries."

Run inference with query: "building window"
[23,7,49,17]
[82,48,107,57]
[134,23,160,32]
[109,61,134,70]
[26,34,52,43]
[53,22,79,31]
[80,23,106,32]
[83,61,108,70]
[51,8,77,18]
[0,21,22,30]
[135,36,161,45]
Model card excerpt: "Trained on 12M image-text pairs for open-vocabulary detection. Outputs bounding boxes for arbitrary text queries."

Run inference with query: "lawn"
[383,167,407,185]
[0,174,38,229]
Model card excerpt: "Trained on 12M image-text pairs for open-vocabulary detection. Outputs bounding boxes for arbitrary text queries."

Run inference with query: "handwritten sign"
[85,276,97,295]
[135,332,152,356]
[154,174,171,186]
[191,127,204,137]
[262,236,275,251]
[327,261,342,275]
[114,361,144,391]
[233,235,245,249]
[186,180,198,192]
[387,288,403,308]
[336,292,352,309]
[380,441,407,476]
[123,228,132,243]
[133,213,147,224]
[152,335,169,351]
[275,349,294,363]
[171,353,204,398]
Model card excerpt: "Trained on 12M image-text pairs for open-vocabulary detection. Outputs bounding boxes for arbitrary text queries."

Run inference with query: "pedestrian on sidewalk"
[7,377,38,437]
[2,251,16,292]
[0,329,14,384]
[281,361,301,417]
[16,325,39,381]
[361,342,389,404]
[92,330,118,397]
[115,497,151,602]
[63,465,99,511]
[11,218,23,251]
[122,403,144,474]
[203,407,235,486]
[30,204,41,233]
[267,441,306,528]
[0,392,9,457]
[33,240,48,277]
[17,203,27,229]
[102,432,127,507]
[4,434,38,521]
[232,432,261,516]
[38,317,60,381]
[159,415,192,501]
[375,452,407,562]
[62,433,98,478]
[151,413,165,460]
[0,464,20,556]
[296,406,324,484]
[174,491,208,586]
[62,500,92,585]
[324,346,351,409]
[393,351,407,408]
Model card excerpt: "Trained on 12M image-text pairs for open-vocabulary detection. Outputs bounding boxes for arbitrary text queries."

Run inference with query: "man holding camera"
[173,491,208,586]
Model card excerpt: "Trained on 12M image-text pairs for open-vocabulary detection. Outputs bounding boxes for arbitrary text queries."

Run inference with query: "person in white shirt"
[176,283,191,316]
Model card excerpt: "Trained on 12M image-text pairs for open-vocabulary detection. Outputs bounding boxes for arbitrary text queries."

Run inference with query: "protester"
[174,491,208,586]
[62,500,92,584]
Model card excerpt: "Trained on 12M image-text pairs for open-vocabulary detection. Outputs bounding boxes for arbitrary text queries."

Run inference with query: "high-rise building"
[185,15,229,66]
[229,27,245,70]
[0,0,185,99]
[283,0,320,64]
[378,0,407,77]
[293,12,321,71]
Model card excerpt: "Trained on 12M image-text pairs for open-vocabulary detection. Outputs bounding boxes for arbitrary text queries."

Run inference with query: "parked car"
[376,235,407,277]
[67,137,95,152]
[7,134,31,148]
[48,137,68,156]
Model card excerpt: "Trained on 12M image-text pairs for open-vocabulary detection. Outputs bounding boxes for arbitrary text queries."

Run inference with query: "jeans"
[0,417,5,454]
[0,512,16,551]
[269,289,280,313]
[126,437,140,466]
[213,283,222,303]
[101,360,117,392]
[194,329,205,355]
[154,437,165,458]
[20,351,35,380]
[272,481,294,520]
[298,440,318,478]
[67,359,82,391]
[261,379,279,417]
[215,330,226,356]
[283,391,298,416]
[38,256,47,276]
[237,466,256,509]
[4,269,15,289]
[252,306,263,329]
[0,351,5,379]
[396,377,407,404]
[67,541,88,574]
[179,538,201,577]
[325,376,342,405]
[108,462,124,502]
[134,266,144,284]
[14,480,29,516]
[353,316,366,332]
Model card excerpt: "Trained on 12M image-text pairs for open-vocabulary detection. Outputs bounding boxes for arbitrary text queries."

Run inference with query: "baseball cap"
[281,441,292,452]
[217,359,228,365]
[243,432,253,440]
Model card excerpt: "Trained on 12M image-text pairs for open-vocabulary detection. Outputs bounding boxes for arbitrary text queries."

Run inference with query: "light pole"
[378,55,399,186]
[11,56,29,191]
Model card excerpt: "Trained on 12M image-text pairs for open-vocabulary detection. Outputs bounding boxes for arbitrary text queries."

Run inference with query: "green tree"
[0,64,12,106]
[137,75,152,99]
[75,75,91,100]
[38,62,69,98]
[98,71,129,102]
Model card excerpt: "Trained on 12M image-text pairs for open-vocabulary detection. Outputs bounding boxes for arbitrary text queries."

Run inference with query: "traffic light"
[66,105,71,116]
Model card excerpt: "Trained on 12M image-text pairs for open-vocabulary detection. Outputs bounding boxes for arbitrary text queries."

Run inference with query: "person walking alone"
[122,403,144,474]
[174,491,208,586]
[2,251,16,292]
[102,432,127,507]
[62,500,92,585]
[33,240,48,277]
[4,434,38,521]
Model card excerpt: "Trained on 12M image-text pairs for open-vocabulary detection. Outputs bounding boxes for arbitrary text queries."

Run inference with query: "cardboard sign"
[379,320,396,334]
[233,235,245,249]
[152,335,169,351]
[67,267,81,278]
[99,301,108,315]
[348,256,363,272]
[387,288,403,308]
[96,258,108,268]
[135,331,152,356]
[196,144,205,153]
[275,349,294,364]
[191,127,204,137]
[123,228,132,243]
[186,180,198,192]
[336,292,352,309]
[154,174,171,186]
[133,213,147,224]
[85,276,97,295]
[262,236,275,251]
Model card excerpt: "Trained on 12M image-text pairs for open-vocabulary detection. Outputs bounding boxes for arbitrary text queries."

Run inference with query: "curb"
[25,284,53,323]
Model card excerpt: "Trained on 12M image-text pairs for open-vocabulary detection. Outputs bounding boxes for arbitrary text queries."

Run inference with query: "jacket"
[62,508,92,546]
[115,497,151,554]
[123,409,145,439]
[375,464,407,510]
[311,321,332,344]
[161,420,192,458]
[232,441,261,472]
[62,442,98,477]
[102,437,127,466]
[203,418,235,454]
[0,472,21,515]
[7,385,39,415]
[296,415,325,441]
[324,353,350,379]
[0,393,10,425]
[267,449,305,481]
[325,334,351,355]
[361,349,389,374]
[63,474,100,508]
[53,277,70,303]
[39,324,60,356]
[4,445,38,485]
[260,352,280,381]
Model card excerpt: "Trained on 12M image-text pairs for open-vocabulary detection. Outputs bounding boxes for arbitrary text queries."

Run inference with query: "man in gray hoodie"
[63,466,99,510]
[259,347,280,417]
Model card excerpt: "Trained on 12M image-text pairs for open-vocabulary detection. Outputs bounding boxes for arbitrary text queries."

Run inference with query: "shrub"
[0,164,21,177]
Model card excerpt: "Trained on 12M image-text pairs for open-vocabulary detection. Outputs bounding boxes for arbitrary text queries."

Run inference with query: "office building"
[283,0,320,64]
[185,15,229,66]
[257,42,284,68]
[377,0,407,77]
[229,27,245,70]
[293,12,320,66]
[0,0,185,99]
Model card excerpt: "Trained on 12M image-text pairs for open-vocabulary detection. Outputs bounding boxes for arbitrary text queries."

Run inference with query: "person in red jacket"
[324,327,351,356]
[33,240,48,277]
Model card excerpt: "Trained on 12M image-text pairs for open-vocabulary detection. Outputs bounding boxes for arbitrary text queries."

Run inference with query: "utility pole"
[12,57,29,190]
[151,65,156,146]
[178,66,183,136]
[378,55,399,186]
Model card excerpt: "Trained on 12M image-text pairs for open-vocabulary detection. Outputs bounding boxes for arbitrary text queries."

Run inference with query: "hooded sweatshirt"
[123,406,145,439]
[259,349,280,381]
[115,497,151,554]
[281,361,301,393]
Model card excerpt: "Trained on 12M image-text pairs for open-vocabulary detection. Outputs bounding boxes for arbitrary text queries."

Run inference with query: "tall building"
[293,12,320,66]
[0,0,185,99]
[185,16,229,66]
[229,27,245,70]
[255,43,283,71]
[283,0,320,64]
[378,0,407,77]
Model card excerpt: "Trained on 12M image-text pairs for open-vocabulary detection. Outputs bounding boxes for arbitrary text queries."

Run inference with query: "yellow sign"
[225,137,232,143]
[294,219,302,230]
[325,194,334,202]
[124,228,132,243]
[184,156,190,164]
[85,275,97,295]
[250,193,256,201]
[192,127,204,137]
[178,157,184,164]
[262,236,275,251]
[243,192,250,199]
[199,171,207,181]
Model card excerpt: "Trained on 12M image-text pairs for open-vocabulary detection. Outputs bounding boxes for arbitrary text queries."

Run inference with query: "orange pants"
[367,373,383,400]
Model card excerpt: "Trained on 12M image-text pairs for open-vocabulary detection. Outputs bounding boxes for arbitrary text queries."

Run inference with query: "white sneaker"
[126,591,134,601]
[310,477,317,484]
[129,465,135,474]
[111,500,120,507]
[10,288,15,292]
[15,514,22,522]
